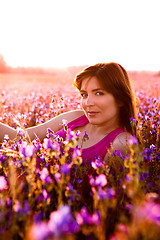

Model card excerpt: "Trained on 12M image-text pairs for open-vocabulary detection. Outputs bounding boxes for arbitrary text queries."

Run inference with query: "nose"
[85,95,94,106]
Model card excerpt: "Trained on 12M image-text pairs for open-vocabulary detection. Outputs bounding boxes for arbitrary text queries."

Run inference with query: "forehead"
[80,76,103,90]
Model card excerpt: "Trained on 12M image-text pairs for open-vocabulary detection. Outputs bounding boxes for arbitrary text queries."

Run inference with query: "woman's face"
[80,76,120,128]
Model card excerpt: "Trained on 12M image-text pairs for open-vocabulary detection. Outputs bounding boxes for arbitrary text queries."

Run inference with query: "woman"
[0,62,137,163]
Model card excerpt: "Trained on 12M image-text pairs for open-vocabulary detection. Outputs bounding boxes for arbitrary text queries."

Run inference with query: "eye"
[80,92,88,98]
[95,91,104,96]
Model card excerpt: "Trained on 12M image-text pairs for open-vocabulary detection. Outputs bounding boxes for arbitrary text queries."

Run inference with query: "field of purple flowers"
[0,77,159,240]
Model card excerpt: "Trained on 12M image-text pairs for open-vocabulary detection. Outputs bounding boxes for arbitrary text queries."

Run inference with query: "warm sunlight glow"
[0,0,160,71]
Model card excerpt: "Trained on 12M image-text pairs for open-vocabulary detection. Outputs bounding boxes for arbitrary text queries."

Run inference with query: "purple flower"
[43,138,54,150]
[76,206,100,225]
[13,200,22,213]
[5,198,12,207]
[25,145,35,157]
[48,205,79,236]
[46,128,54,138]
[19,141,35,158]
[62,119,68,126]
[150,144,156,151]
[23,200,31,214]
[67,129,75,141]
[40,168,52,183]
[76,130,81,137]
[129,135,138,145]
[91,157,103,169]
[114,150,122,157]
[95,174,108,187]
[134,201,160,226]
[0,154,6,164]
[4,134,10,141]
[89,174,107,188]
[0,176,7,190]
[60,163,71,175]
[54,172,61,183]
[16,127,26,138]
[42,189,48,200]
[83,131,88,138]
[30,222,51,240]
[72,147,81,159]
[97,187,115,200]
[33,212,43,223]
[33,137,42,151]
[66,182,74,192]
[139,172,149,181]
[43,138,60,152]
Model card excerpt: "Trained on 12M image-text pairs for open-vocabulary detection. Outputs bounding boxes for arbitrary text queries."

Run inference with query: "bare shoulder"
[111,131,132,155]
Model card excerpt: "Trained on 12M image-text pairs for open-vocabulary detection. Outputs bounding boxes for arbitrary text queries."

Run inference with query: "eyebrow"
[80,88,104,93]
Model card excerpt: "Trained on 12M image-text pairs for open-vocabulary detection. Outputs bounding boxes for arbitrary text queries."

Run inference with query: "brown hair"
[74,62,137,135]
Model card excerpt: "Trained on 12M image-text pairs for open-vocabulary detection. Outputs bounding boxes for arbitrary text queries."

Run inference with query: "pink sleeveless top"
[55,115,126,164]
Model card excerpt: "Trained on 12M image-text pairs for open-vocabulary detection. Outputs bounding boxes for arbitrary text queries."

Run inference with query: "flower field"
[0,74,159,240]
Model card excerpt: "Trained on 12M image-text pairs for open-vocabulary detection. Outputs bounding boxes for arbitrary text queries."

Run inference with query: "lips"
[87,111,99,116]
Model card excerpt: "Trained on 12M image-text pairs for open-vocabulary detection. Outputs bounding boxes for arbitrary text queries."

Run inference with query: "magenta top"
[55,114,126,164]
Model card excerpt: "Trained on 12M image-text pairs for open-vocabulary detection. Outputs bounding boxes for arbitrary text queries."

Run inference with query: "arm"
[26,109,84,141]
[0,110,84,143]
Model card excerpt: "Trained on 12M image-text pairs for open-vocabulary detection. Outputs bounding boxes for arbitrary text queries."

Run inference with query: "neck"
[86,122,120,136]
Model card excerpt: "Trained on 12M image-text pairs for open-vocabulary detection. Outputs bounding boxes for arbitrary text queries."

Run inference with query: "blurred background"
[0,0,160,85]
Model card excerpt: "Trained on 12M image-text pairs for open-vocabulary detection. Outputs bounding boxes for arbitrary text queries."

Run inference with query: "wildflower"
[66,182,74,192]
[33,137,41,151]
[16,127,26,138]
[25,144,35,157]
[13,200,22,213]
[150,144,156,151]
[23,200,31,214]
[72,146,81,159]
[48,205,79,236]
[67,129,75,141]
[33,212,43,223]
[30,222,51,240]
[40,168,52,183]
[43,138,54,150]
[91,156,103,169]
[139,172,149,181]
[134,201,160,226]
[114,149,122,157]
[19,141,35,158]
[60,163,71,175]
[62,119,68,126]
[76,206,100,225]
[46,128,54,138]
[96,174,108,187]
[76,130,81,137]
[42,189,48,200]
[97,187,115,200]
[5,197,12,207]
[130,117,138,126]
[54,172,61,183]
[129,135,138,145]
[0,154,6,164]
[0,176,7,190]
[89,174,108,188]
[4,134,9,141]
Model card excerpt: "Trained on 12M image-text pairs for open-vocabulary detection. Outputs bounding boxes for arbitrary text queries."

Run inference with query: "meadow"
[0,72,159,240]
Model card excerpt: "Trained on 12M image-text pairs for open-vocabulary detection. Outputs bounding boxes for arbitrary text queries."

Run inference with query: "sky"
[0,0,160,71]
